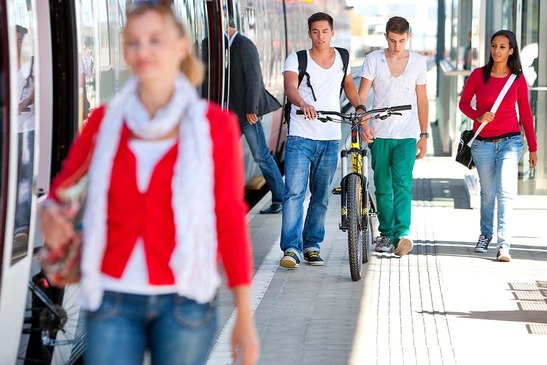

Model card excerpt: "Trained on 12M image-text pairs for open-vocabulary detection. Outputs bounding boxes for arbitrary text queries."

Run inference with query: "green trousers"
[370,138,416,242]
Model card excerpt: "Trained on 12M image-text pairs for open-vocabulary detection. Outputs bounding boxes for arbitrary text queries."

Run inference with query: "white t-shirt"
[17,60,35,133]
[282,49,350,141]
[359,49,427,139]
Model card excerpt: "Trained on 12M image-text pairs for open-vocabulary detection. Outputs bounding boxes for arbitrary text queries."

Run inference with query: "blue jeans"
[85,291,218,365]
[280,136,338,256]
[471,135,523,249]
[241,118,284,204]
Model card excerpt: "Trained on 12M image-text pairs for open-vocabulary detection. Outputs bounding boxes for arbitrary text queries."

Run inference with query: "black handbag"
[455,130,475,169]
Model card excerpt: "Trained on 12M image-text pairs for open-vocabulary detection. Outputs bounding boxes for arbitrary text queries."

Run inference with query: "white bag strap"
[467,73,517,147]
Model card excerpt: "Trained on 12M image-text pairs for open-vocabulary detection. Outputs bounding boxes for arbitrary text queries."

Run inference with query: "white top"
[101,138,178,295]
[17,60,35,133]
[359,49,427,139]
[283,49,350,141]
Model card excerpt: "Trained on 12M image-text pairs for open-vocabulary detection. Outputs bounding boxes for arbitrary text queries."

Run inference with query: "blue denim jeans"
[280,136,338,256]
[471,135,523,249]
[241,118,285,204]
[85,291,218,365]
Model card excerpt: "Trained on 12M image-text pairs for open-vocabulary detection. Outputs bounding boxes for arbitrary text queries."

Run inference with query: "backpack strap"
[296,50,316,102]
[284,50,312,126]
[296,50,308,89]
[334,47,350,96]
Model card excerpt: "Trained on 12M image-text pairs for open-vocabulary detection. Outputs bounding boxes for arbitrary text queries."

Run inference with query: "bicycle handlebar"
[295,104,411,121]
[389,105,412,112]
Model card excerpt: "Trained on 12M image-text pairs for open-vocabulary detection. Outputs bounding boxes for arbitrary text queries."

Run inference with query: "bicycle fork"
[335,148,369,232]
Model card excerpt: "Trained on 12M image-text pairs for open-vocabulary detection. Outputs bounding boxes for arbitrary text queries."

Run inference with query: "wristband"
[419,132,429,138]
[355,104,366,112]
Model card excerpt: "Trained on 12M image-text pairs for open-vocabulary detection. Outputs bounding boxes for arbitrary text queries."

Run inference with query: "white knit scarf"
[81,74,220,310]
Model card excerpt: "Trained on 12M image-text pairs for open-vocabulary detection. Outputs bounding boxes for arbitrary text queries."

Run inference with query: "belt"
[481,136,511,143]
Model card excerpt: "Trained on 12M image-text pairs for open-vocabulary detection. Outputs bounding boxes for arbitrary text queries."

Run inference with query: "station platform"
[207,137,547,364]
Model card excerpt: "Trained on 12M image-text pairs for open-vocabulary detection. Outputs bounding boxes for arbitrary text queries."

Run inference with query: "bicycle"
[298,104,411,280]
[18,252,85,364]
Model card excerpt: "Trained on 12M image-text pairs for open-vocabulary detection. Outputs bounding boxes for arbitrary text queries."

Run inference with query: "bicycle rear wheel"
[347,174,363,281]
[19,271,85,365]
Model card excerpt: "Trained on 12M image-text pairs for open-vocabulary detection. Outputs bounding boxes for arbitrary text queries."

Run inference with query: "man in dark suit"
[227,19,284,214]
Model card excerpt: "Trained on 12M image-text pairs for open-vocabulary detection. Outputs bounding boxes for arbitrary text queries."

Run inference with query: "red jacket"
[49,103,253,288]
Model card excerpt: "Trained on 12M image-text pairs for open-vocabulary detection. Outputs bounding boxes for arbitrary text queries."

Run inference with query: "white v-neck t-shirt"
[359,49,427,139]
[283,49,350,141]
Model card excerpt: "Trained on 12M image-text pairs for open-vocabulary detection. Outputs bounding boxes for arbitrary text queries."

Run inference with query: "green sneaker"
[280,252,300,268]
[303,250,325,266]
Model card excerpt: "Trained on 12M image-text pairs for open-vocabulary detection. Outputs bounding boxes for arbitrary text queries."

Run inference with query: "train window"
[78,0,99,122]
[172,0,211,99]
[11,0,37,265]
[97,1,111,68]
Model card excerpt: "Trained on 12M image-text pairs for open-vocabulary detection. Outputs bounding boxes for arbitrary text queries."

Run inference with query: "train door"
[203,0,229,105]
[0,0,40,363]
[224,0,241,110]
[0,0,8,288]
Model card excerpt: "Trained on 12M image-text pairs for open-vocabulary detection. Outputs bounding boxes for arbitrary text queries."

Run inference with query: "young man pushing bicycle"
[279,12,364,268]
[358,16,429,256]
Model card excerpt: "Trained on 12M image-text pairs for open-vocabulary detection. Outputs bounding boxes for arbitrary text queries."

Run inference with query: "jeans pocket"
[86,291,121,320]
[173,295,217,328]
[328,140,339,150]
[509,136,524,151]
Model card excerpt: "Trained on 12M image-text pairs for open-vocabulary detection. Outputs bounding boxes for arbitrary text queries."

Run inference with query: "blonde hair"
[125,3,204,87]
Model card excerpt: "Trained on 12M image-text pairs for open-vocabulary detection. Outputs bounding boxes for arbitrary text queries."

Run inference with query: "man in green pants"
[358,16,429,256]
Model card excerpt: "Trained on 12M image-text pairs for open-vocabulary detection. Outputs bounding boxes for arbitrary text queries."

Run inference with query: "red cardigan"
[49,103,253,288]
[459,68,537,152]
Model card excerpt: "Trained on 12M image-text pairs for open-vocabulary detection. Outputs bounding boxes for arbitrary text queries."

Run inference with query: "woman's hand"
[232,310,260,365]
[477,112,495,123]
[231,286,260,365]
[39,200,77,252]
[529,151,538,168]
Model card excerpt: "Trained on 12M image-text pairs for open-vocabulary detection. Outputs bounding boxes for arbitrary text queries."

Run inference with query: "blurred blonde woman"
[39,2,259,364]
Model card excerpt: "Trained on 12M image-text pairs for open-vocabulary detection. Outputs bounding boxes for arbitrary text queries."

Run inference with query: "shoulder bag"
[455,73,516,169]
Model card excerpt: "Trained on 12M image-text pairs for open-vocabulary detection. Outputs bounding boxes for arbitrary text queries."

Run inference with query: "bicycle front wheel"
[347,174,363,281]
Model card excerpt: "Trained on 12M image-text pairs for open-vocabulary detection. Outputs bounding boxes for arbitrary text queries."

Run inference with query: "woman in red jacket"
[39,2,259,364]
[459,29,538,262]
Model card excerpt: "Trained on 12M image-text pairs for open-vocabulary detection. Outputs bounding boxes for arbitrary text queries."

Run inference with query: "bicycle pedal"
[332,187,342,195]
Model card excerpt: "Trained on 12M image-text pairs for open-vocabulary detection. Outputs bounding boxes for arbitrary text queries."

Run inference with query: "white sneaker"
[374,236,392,253]
[394,236,414,256]
[497,247,511,262]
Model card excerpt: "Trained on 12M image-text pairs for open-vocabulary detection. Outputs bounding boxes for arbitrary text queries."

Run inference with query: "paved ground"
[207,136,547,365]
[206,67,547,364]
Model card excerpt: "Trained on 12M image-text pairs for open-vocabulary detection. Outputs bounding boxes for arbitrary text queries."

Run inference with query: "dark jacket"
[228,33,281,125]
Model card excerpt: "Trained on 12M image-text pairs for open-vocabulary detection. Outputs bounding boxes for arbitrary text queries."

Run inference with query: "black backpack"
[283,47,350,126]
